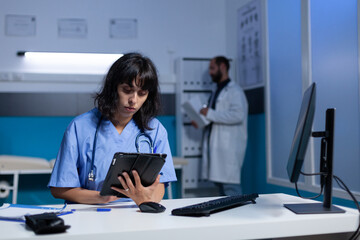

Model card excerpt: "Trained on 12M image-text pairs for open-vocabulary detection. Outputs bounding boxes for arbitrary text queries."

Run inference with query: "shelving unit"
[175,58,214,193]
[175,58,236,195]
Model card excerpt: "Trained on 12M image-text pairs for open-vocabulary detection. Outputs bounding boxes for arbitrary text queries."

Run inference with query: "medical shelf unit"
[175,58,235,194]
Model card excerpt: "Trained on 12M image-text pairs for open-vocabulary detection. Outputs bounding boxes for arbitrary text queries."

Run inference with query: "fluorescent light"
[18,51,123,62]
[16,51,123,74]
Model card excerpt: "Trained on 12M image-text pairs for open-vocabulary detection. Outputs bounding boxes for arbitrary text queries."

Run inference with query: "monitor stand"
[284,203,345,214]
[285,109,345,215]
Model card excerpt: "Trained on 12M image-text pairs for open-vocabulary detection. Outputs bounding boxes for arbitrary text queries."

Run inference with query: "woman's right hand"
[50,187,120,204]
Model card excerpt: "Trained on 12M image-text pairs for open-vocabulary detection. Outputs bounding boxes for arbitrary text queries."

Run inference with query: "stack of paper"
[182,96,210,129]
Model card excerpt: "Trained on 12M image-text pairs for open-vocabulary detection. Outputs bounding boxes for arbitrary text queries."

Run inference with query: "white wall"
[0,0,228,93]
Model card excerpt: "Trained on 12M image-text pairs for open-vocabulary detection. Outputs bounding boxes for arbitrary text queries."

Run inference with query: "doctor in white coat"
[199,56,248,196]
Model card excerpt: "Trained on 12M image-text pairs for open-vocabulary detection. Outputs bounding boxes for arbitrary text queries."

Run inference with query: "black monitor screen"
[287,82,316,183]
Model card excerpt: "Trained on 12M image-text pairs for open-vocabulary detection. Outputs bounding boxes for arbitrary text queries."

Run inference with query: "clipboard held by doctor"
[182,95,210,129]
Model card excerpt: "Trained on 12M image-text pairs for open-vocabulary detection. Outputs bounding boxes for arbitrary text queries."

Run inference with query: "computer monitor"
[284,82,345,214]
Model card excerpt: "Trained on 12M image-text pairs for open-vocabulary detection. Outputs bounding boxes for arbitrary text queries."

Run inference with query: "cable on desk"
[333,175,360,240]
[297,171,360,240]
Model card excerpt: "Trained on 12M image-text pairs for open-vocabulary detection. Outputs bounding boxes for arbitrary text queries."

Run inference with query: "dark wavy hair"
[95,52,160,131]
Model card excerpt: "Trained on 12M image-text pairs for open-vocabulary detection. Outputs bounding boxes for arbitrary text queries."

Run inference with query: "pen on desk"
[57,211,74,216]
[71,208,111,212]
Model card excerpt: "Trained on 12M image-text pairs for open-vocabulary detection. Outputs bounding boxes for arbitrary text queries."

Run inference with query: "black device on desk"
[139,202,166,213]
[25,213,70,235]
[171,193,259,217]
[100,152,166,198]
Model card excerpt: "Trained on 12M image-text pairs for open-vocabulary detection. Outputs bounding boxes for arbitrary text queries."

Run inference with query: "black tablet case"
[100,152,166,198]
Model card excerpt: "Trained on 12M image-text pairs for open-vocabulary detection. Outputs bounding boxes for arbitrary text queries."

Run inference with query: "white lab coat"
[201,80,248,184]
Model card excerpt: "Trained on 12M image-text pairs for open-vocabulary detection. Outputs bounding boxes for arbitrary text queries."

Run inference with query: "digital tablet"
[100,152,166,198]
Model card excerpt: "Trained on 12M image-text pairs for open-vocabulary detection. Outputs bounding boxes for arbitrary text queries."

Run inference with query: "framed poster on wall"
[237,0,263,90]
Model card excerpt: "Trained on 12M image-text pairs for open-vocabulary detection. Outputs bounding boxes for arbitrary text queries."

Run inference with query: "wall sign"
[237,0,263,89]
[5,15,36,37]
[58,19,87,38]
[109,18,137,39]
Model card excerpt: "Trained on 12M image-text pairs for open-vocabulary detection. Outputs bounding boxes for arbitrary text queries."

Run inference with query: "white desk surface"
[0,193,358,240]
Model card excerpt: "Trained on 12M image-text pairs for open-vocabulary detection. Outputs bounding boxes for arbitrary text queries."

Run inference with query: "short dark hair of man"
[95,52,160,131]
[214,56,230,72]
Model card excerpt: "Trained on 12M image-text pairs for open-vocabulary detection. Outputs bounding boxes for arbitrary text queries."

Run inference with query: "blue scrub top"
[48,108,177,191]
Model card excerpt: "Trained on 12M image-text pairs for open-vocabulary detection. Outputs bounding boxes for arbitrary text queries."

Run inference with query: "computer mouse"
[138,202,166,213]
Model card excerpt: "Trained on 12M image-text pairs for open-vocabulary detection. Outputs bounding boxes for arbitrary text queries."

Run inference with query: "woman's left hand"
[111,170,164,206]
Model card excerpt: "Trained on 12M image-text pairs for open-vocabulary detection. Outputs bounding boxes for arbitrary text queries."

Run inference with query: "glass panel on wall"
[311,0,360,193]
[267,0,302,181]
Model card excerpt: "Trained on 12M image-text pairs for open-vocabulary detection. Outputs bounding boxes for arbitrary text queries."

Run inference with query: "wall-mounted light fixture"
[17,51,123,62]
[16,51,123,74]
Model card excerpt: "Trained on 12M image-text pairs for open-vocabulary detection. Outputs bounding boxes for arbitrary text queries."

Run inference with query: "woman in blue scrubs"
[48,53,177,205]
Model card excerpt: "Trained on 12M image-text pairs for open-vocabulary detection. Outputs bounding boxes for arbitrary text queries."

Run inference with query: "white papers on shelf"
[182,96,210,129]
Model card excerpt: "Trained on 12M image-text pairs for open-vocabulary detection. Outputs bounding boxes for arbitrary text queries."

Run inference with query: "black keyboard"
[171,193,259,217]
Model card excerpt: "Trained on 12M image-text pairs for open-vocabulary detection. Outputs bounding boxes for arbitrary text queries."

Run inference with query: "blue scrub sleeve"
[153,125,177,187]
[48,122,82,188]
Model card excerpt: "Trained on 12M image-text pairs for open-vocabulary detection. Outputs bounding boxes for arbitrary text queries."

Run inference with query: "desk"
[0,193,358,240]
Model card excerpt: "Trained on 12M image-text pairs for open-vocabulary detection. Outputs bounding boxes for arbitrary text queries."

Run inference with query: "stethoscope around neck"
[87,116,154,182]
